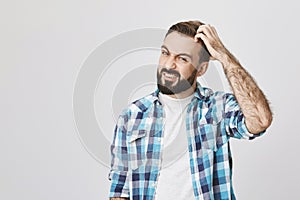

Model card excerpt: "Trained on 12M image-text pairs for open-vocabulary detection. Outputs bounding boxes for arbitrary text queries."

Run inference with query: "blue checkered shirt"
[109,83,265,200]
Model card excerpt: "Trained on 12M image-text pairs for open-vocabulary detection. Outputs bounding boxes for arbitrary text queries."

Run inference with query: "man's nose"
[165,56,176,69]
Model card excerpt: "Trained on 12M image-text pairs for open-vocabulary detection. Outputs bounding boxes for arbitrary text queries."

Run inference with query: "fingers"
[194,24,224,61]
[195,24,218,41]
[194,32,215,60]
[194,32,208,44]
[194,25,211,46]
[209,25,218,37]
[197,24,213,37]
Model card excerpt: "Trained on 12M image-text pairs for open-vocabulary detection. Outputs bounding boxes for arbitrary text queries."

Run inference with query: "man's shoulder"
[121,92,158,115]
[198,87,237,110]
[200,86,228,101]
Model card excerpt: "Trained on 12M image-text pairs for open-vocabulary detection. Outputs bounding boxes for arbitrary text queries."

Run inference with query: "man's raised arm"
[195,24,273,134]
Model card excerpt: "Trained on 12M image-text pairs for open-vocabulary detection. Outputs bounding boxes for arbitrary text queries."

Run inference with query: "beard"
[157,68,197,95]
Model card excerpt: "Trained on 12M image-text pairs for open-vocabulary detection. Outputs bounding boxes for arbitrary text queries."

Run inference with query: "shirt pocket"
[198,123,219,152]
[198,121,229,153]
[127,130,147,170]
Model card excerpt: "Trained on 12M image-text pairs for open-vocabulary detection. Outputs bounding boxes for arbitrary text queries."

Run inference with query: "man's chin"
[157,80,195,95]
[157,84,175,95]
[162,79,179,88]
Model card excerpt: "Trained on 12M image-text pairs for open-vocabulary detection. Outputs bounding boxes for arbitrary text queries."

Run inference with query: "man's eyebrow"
[161,45,169,51]
[160,45,193,59]
[178,53,193,59]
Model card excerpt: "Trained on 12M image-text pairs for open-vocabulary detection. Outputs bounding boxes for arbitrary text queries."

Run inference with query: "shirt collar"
[194,82,214,101]
[151,82,213,104]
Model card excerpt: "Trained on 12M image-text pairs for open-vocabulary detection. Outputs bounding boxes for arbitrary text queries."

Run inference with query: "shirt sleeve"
[223,93,266,140]
[108,111,130,198]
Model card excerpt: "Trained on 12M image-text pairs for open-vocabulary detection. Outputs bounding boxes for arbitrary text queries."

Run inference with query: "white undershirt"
[155,93,195,200]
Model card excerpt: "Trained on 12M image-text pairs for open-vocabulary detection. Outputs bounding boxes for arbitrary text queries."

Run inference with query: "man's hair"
[165,20,210,63]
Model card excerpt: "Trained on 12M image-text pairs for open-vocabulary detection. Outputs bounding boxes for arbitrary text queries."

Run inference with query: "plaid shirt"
[109,83,265,200]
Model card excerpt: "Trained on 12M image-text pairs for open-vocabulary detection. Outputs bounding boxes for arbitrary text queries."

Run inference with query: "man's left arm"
[195,24,273,134]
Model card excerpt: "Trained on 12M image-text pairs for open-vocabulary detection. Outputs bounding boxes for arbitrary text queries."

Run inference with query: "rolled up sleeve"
[223,93,266,140]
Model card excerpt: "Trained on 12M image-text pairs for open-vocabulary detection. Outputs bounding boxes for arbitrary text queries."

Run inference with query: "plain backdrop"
[1,0,300,199]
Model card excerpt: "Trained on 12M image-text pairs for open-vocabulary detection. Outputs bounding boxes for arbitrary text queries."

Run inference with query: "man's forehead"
[162,31,202,55]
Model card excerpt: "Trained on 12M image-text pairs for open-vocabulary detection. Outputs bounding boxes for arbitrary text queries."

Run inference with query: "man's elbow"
[246,112,273,134]
[260,112,273,131]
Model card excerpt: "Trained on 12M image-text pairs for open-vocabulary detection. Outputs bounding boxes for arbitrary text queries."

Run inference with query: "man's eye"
[179,57,188,62]
[161,51,168,56]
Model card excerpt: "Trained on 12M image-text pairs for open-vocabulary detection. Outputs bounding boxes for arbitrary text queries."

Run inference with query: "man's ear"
[196,61,209,77]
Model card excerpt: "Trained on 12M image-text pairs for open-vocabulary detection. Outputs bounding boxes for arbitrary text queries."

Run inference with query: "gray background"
[1,0,299,199]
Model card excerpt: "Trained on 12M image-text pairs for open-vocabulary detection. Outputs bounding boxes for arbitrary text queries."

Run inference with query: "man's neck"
[167,84,196,99]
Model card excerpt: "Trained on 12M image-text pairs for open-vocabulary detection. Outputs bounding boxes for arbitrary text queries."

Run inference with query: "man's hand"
[194,24,231,65]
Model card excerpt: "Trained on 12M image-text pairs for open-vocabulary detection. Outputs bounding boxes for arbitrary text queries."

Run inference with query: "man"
[108,20,272,200]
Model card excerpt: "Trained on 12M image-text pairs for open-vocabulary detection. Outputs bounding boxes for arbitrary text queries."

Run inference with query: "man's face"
[157,31,204,95]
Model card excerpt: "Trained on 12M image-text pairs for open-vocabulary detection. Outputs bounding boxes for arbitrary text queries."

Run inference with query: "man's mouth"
[162,72,179,81]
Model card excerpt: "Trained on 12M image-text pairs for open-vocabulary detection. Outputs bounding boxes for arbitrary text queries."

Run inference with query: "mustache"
[160,68,180,77]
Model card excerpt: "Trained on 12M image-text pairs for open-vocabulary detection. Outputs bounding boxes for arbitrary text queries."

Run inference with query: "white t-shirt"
[154,93,195,200]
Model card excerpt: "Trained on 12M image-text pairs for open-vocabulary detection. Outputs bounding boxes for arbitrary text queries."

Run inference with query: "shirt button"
[157,138,161,142]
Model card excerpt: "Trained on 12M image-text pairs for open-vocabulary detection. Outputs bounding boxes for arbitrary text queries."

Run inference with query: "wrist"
[220,52,240,70]
[220,54,230,68]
